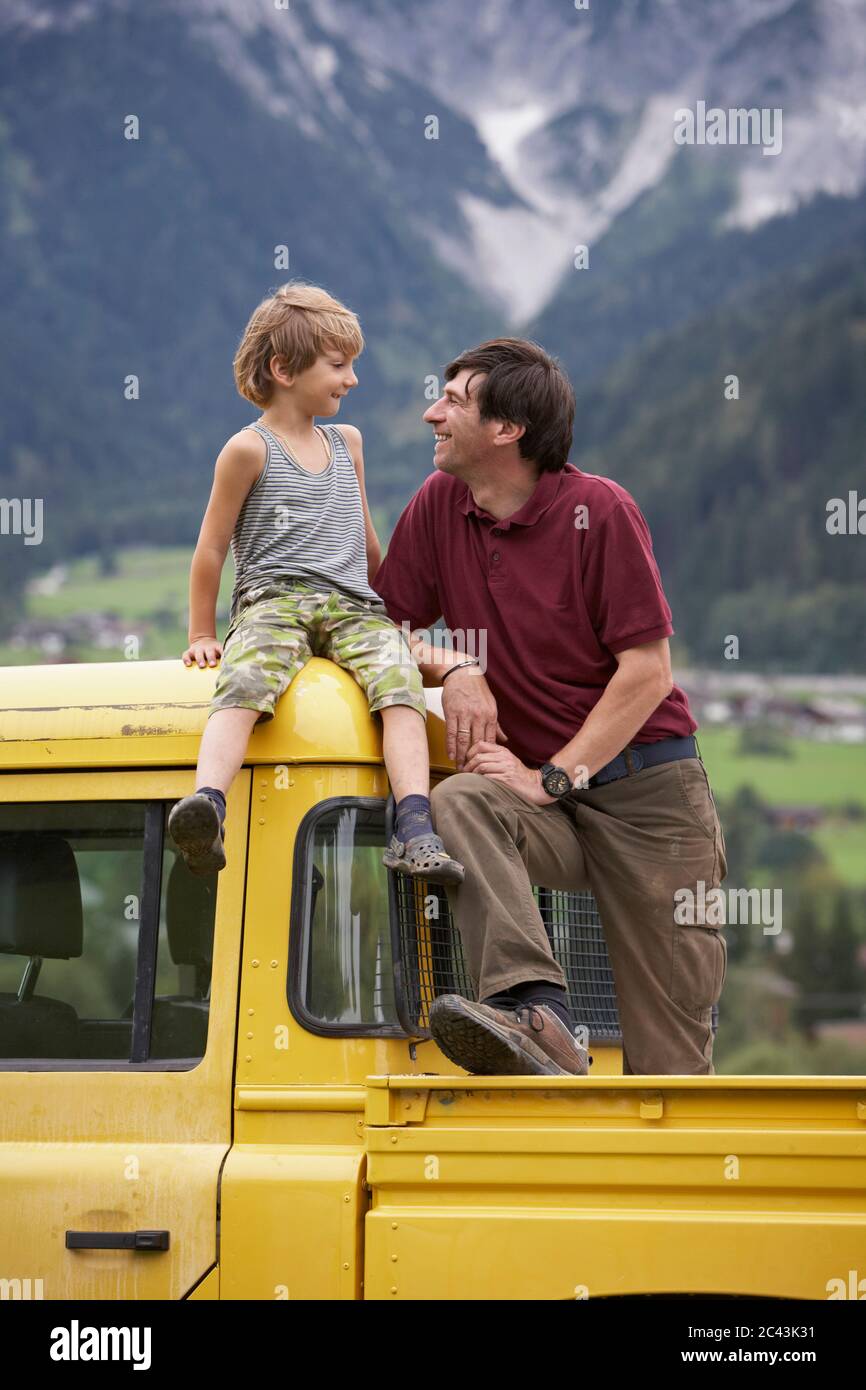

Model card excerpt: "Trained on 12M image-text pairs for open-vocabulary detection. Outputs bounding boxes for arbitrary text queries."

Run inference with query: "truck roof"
[0,657,451,771]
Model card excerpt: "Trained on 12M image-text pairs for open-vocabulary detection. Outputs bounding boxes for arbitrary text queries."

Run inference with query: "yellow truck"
[0,658,864,1301]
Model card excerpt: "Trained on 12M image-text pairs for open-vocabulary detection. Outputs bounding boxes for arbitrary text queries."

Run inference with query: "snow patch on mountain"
[5,0,866,320]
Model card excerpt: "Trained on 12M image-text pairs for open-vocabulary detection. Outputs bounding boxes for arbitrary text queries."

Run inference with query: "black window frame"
[0,797,213,1072]
[288,795,410,1040]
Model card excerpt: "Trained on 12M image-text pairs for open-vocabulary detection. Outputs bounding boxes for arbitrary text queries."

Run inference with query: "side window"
[288,795,623,1045]
[0,801,216,1066]
[290,799,400,1035]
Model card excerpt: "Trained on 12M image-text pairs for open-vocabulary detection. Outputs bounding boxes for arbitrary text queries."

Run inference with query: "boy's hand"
[183,637,223,668]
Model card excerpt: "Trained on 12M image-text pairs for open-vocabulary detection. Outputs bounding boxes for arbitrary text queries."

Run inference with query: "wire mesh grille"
[384,796,719,1045]
[389,875,624,1043]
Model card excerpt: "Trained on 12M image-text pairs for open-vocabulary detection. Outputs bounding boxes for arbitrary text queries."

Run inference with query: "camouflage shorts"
[210,579,426,723]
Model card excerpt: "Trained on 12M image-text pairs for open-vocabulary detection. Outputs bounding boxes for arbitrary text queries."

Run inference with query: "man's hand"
[183,637,223,669]
[462,740,558,805]
[442,668,509,770]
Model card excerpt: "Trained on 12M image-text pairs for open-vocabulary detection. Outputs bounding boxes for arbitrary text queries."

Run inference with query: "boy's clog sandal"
[382,832,465,885]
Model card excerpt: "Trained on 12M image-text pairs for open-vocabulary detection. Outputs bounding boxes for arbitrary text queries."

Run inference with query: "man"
[373,338,727,1078]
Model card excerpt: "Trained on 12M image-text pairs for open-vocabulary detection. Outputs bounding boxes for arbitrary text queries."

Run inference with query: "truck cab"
[0,658,863,1300]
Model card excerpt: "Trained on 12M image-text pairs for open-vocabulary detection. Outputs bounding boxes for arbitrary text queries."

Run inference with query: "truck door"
[0,769,249,1301]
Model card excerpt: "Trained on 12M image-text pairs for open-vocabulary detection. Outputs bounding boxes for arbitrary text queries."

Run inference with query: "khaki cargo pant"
[430,757,728,1076]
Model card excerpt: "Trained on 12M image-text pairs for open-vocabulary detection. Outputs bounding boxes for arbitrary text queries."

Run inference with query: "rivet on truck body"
[390,1136,398,1144]
[270,960,278,968]
[251,959,260,968]
[343,1195,350,1202]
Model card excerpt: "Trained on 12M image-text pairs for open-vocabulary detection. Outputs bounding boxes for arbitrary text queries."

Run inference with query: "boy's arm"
[183,430,266,668]
[337,424,382,583]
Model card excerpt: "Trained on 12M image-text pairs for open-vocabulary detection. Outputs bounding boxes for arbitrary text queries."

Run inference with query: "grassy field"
[0,547,235,665]
[696,727,866,806]
[812,822,866,885]
[697,727,866,885]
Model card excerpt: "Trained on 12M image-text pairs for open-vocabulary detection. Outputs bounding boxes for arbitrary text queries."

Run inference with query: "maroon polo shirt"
[372,464,696,768]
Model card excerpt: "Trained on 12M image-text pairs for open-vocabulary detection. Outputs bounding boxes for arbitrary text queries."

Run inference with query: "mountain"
[317,0,866,318]
[0,0,506,602]
[0,0,864,665]
[568,236,866,672]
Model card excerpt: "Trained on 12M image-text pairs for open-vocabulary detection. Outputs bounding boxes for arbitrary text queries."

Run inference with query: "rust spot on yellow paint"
[120,724,175,736]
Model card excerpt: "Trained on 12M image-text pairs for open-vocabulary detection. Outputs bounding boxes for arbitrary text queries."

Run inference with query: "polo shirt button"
[491,551,500,562]
[492,528,502,536]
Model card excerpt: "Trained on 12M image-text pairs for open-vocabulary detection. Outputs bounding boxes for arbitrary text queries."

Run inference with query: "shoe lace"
[499,1002,546,1033]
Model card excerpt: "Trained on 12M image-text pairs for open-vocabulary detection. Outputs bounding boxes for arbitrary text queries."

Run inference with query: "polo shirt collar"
[458,467,565,528]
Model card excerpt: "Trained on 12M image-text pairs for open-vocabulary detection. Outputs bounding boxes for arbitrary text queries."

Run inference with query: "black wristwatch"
[539,762,573,797]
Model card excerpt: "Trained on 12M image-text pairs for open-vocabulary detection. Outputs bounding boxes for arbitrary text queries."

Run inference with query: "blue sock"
[197,786,226,822]
[395,794,434,842]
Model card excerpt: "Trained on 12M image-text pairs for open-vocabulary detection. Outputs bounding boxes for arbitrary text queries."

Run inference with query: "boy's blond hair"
[234,281,364,408]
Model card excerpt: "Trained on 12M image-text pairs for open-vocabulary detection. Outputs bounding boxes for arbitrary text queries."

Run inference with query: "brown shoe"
[429,995,587,1077]
[511,1003,590,1076]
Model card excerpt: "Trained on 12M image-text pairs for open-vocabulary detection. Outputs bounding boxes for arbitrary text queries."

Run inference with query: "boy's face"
[277,344,358,415]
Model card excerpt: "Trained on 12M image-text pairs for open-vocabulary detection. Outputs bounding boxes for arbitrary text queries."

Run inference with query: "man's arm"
[404,636,507,765]
[546,638,673,786]
[403,632,480,684]
[463,638,673,802]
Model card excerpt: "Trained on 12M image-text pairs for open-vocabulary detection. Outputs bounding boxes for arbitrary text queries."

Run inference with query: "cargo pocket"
[671,920,727,1014]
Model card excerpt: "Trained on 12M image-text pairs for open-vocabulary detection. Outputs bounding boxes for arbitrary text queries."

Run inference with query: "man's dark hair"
[443,338,575,474]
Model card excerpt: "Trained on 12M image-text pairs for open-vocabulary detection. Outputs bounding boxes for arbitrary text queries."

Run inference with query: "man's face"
[423,368,493,475]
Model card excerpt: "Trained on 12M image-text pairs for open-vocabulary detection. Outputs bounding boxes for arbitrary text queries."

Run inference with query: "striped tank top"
[228,421,381,625]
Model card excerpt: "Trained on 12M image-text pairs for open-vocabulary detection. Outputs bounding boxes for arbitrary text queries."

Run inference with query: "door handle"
[66,1230,170,1251]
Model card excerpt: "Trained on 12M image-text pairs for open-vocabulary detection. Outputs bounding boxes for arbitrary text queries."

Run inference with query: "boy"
[169,281,464,885]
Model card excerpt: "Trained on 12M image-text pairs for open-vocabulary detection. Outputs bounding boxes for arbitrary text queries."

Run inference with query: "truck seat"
[0,834,82,1058]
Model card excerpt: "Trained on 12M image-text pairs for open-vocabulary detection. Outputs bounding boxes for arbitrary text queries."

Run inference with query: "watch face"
[543,765,571,796]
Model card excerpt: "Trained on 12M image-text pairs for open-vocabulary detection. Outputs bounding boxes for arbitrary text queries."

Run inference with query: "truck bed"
[363,1074,866,1300]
